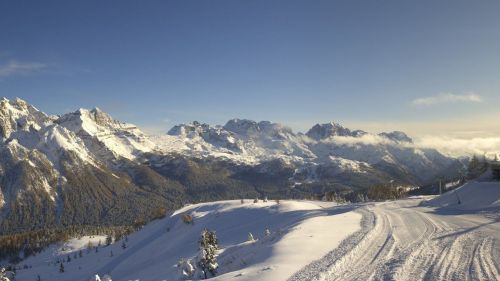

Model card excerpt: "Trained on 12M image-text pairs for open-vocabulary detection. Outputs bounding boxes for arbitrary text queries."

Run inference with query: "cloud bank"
[414,136,500,157]
[412,92,483,106]
[329,134,500,157]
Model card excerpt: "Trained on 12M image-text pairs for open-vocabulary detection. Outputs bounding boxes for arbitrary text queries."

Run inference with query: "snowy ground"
[11,200,361,281]
[8,180,500,281]
[290,180,500,281]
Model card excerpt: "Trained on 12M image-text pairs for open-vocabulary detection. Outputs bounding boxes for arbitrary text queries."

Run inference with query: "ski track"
[289,199,500,281]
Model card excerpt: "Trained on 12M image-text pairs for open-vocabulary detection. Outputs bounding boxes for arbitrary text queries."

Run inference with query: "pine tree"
[467,155,479,178]
[59,263,64,273]
[105,235,112,246]
[198,229,218,279]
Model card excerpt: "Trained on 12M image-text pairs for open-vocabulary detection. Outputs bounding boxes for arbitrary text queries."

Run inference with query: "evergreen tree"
[198,229,218,279]
[105,235,112,246]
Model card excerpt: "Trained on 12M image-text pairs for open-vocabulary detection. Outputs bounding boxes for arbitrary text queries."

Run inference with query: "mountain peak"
[0,97,49,138]
[167,121,212,137]
[306,122,353,140]
[379,131,413,143]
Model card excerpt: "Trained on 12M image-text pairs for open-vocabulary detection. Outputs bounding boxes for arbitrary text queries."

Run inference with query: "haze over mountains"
[0,97,463,234]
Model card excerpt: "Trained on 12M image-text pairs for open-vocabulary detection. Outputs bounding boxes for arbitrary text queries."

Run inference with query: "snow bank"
[424,180,500,211]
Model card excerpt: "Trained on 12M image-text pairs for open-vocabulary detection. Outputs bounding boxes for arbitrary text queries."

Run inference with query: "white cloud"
[328,134,500,157]
[331,134,396,146]
[412,92,483,106]
[415,136,500,156]
[0,60,48,77]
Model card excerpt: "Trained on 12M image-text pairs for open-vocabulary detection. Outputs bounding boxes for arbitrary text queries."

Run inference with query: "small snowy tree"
[198,229,219,279]
[247,232,255,242]
[264,228,271,236]
[1,268,10,281]
[253,198,259,203]
[263,196,268,202]
[176,258,195,279]
[240,199,244,204]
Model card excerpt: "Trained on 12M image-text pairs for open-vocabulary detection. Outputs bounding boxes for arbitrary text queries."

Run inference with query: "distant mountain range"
[0,97,464,234]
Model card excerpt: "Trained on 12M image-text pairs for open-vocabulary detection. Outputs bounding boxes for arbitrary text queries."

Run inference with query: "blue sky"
[1,0,499,137]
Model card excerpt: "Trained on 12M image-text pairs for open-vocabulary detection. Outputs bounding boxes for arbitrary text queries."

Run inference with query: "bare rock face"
[306,122,355,140]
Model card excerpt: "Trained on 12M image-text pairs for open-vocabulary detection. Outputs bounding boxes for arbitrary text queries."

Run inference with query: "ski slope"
[290,180,500,281]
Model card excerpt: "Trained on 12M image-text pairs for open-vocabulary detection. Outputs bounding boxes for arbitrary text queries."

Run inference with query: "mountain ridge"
[0,97,464,237]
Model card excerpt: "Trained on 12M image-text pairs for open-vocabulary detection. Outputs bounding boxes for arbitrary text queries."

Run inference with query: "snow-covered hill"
[11,200,361,281]
[423,179,500,212]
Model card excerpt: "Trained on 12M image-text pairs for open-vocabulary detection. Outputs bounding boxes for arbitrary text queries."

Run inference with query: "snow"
[423,179,500,211]
[57,108,158,161]
[290,182,500,281]
[5,181,500,281]
[12,200,361,281]
[58,236,108,255]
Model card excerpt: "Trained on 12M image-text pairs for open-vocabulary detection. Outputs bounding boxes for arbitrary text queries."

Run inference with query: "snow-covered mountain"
[0,97,463,236]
